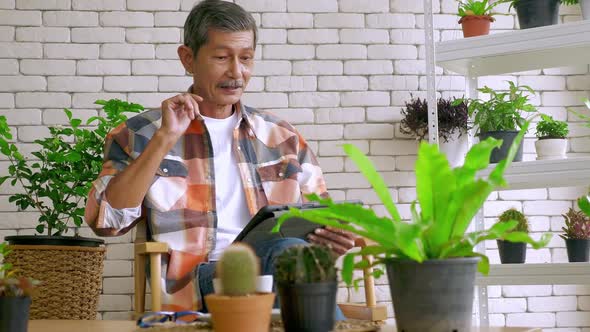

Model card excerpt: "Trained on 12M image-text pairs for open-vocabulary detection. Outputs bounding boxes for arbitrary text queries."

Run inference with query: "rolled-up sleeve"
[295,131,329,200]
[85,124,143,236]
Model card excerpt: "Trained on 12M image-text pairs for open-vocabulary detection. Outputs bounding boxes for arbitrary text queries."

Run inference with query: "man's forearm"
[105,130,178,209]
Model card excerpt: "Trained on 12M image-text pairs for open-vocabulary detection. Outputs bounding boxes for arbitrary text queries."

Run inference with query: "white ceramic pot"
[535,138,567,160]
[439,131,469,168]
[581,0,590,20]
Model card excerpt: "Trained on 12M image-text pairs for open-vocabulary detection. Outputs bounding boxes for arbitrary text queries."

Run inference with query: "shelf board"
[478,156,590,190]
[436,20,590,76]
[476,263,590,286]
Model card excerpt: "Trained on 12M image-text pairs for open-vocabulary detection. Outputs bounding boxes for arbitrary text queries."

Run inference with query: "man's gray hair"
[183,0,258,57]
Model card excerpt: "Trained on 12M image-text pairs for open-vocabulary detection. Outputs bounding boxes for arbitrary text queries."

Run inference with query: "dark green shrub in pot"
[496,209,529,264]
[275,244,337,332]
[561,197,590,262]
[0,99,141,319]
[462,81,537,163]
[273,121,551,332]
[497,0,577,29]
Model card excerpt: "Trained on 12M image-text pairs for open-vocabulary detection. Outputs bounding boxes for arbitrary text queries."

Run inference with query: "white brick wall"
[1,0,589,326]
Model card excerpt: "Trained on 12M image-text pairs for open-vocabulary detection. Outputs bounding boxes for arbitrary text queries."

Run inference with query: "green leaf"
[64,108,72,120]
[342,253,355,285]
[35,224,45,234]
[578,195,590,216]
[343,144,401,222]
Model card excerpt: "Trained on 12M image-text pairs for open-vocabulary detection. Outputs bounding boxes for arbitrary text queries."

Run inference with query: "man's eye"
[215,56,227,60]
[241,56,252,61]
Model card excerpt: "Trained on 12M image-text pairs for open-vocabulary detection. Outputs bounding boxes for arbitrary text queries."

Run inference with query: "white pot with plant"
[400,97,469,167]
[534,114,569,160]
[274,121,551,332]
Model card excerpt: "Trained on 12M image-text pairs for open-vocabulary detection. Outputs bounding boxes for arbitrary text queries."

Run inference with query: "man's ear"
[178,45,195,74]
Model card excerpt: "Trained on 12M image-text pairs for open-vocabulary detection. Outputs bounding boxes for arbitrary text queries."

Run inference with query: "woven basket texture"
[5,245,106,320]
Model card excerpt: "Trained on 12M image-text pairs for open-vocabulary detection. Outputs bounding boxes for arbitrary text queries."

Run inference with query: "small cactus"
[499,209,529,233]
[217,243,259,296]
[275,244,336,285]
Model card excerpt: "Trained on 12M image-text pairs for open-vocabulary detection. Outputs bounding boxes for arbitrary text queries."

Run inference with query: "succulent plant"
[498,209,529,233]
[275,244,337,285]
[216,243,259,296]
[560,208,590,240]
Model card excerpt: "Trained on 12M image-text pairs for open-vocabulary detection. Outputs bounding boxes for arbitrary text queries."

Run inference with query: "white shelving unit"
[431,19,590,327]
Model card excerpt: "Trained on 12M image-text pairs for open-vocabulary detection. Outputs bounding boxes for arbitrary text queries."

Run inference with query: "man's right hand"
[159,93,204,140]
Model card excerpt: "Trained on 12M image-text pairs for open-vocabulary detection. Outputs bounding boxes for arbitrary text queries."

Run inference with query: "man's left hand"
[307,226,356,256]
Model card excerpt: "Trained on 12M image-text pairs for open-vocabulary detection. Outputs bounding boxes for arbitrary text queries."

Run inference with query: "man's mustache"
[218,80,244,88]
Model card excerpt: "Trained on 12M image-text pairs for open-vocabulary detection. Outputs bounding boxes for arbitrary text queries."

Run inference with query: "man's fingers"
[307,234,348,256]
[315,228,355,249]
[325,226,356,239]
[189,93,204,102]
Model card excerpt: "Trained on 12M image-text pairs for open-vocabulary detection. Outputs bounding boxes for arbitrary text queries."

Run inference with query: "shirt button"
[247,178,252,183]
[162,168,168,173]
[237,146,241,150]
[278,172,284,177]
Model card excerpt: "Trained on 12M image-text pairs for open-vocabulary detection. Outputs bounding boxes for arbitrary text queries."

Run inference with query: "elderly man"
[85,0,355,313]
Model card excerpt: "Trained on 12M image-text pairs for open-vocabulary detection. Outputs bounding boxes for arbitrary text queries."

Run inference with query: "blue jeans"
[197,237,346,320]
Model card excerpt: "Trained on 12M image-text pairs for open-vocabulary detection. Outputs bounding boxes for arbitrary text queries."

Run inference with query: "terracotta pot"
[205,293,275,332]
[459,15,494,38]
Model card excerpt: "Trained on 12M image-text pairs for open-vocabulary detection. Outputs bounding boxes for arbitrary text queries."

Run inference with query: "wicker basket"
[5,244,106,320]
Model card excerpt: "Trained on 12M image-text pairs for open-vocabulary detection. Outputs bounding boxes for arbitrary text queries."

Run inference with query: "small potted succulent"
[400,97,469,167]
[275,244,338,332]
[496,209,529,264]
[0,242,39,332]
[560,198,590,262]
[463,81,537,163]
[497,0,578,29]
[457,0,502,37]
[534,114,569,160]
[204,243,275,332]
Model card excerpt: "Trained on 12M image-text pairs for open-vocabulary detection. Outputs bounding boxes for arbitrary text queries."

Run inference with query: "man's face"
[190,29,255,107]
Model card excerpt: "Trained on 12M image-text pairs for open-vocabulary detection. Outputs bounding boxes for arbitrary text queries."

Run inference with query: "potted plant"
[534,114,569,160]
[400,97,469,167]
[560,197,590,262]
[0,242,39,332]
[457,0,502,37]
[498,0,578,29]
[0,99,141,319]
[463,81,537,163]
[496,209,529,264]
[205,243,275,332]
[275,244,338,332]
[273,122,551,331]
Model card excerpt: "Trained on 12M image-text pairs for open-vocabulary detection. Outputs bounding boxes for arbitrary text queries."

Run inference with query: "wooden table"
[29,320,543,332]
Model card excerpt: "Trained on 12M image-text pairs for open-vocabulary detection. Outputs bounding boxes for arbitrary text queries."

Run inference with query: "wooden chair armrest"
[135,242,169,255]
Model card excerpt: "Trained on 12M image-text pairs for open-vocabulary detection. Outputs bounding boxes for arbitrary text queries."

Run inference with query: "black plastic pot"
[478,131,523,164]
[385,257,479,332]
[5,235,104,247]
[497,240,527,264]
[0,296,31,332]
[514,0,559,29]
[277,281,337,332]
[565,238,590,262]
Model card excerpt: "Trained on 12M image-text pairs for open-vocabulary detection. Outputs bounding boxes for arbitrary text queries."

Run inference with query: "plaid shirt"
[84,100,328,311]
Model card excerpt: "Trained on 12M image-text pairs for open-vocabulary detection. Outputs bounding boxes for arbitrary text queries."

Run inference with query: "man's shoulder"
[125,109,162,134]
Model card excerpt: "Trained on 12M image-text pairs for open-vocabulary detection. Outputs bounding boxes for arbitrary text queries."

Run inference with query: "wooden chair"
[134,218,168,315]
[133,221,387,321]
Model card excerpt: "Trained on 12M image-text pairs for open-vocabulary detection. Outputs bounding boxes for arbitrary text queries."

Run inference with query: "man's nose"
[227,57,242,79]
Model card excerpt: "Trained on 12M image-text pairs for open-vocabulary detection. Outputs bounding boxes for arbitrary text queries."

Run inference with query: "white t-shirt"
[202,111,252,261]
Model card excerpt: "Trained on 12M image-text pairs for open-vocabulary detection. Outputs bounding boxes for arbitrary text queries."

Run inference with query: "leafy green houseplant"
[0,99,142,238]
[561,197,590,262]
[204,244,275,332]
[0,242,39,332]
[274,245,337,332]
[496,209,529,264]
[457,0,501,37]
[463,80,537,163]
[0,99,141,320]
[534,114,569,160]
[273,121,551,331]
[496,0,575,29]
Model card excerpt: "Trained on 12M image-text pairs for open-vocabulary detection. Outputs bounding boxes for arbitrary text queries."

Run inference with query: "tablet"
[233,200,362,247]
